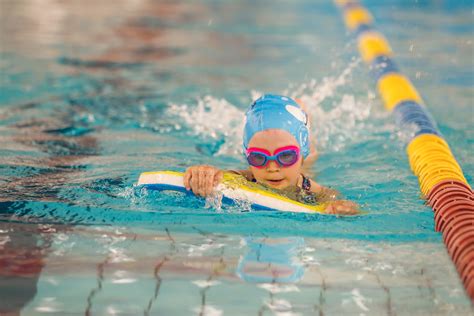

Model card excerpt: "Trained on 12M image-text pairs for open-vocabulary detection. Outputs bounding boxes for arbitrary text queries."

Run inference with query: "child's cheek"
[289,165,302,185]
[250,167,263,181]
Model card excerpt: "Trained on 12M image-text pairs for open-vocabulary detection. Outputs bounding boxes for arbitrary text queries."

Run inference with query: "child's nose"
[266,160,280,171]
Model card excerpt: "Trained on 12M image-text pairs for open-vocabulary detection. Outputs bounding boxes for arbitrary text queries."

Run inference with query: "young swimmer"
[183,94,359,215]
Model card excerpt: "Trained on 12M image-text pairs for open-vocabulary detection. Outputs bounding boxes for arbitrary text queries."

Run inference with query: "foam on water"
[166,60,382,157]
[167,96,245,156]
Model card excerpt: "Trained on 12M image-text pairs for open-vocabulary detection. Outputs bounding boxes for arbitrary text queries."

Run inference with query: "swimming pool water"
[1,0,473,314]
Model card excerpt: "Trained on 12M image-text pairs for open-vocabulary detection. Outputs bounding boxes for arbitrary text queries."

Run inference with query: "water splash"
[167,96,245,156]
[166,60,381,156]
[311,93,374,152]
[285,58,361,105]
[287,59,379,153]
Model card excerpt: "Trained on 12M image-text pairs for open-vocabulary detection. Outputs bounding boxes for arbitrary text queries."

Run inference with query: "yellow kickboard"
[138,171,328,214]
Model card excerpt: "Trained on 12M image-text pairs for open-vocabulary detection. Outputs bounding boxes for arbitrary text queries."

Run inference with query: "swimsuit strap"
[301,174,311,192]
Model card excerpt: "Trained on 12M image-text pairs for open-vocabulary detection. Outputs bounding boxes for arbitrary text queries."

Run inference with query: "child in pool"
[183,94,359,215]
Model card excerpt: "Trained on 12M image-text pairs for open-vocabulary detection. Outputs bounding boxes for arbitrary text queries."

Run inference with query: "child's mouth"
[266,179,284,185]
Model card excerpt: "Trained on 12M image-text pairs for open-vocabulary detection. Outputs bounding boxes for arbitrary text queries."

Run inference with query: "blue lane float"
[369,56,399,82]
[393,101,441,137]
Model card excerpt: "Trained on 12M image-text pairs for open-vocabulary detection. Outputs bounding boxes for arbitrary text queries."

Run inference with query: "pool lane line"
[334,0,473,301]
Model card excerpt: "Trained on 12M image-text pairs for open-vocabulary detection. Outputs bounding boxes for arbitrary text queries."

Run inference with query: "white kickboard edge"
[137,172,322,214]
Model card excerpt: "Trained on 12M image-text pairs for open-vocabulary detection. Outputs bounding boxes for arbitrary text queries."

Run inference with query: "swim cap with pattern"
[243,94,310,158]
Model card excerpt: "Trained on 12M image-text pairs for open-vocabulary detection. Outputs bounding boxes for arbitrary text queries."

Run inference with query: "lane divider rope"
[334,0,473,301]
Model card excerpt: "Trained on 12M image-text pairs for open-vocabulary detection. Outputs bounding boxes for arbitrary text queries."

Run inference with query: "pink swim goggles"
[246,146,300,168]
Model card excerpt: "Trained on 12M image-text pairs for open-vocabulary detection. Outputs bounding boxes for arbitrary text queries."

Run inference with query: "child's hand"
[183,165,223,197]
[324,200,359,215]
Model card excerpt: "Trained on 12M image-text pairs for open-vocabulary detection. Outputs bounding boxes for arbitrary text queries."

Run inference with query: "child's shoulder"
[307,178,339,200]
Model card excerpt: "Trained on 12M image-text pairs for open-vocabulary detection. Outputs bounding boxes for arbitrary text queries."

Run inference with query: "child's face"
[247,129,303,189]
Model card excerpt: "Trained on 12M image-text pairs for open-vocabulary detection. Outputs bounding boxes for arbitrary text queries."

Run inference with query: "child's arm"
[183,165,223,197]
[308,179,359,215]
[324,200,359,215]
[307,179,339,200]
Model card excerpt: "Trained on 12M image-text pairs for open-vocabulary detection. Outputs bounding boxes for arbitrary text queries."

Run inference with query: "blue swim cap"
[243,94,310,158]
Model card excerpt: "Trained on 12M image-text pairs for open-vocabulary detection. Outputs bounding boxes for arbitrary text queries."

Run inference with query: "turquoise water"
[0,0,472,314]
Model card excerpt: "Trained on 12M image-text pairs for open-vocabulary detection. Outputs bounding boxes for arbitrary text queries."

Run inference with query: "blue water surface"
[0,0,472,314]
